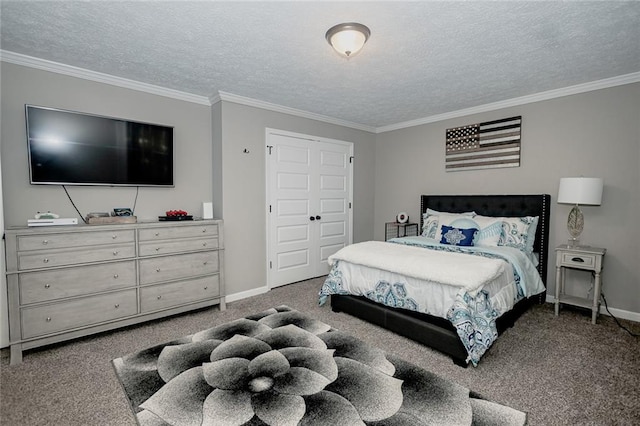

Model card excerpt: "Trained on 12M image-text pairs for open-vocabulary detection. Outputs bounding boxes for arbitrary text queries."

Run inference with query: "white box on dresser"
[4,219,225,365]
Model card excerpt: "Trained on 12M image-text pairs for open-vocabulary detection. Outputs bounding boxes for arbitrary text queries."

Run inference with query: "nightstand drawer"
[560,252,597,268]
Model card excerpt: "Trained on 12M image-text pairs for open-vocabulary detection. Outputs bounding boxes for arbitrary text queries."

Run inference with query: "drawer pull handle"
[155,247,161,252]
[155,232,160,237]
[43,258,49,263]
[46,317,51,322]
[113,274,119,279]
[42,240,48,245]
[203,261,208,265]
[114,304,120,308]
[157,295,162,300]
[156,268,161,272]
[202,242,207,247]
[204,286,208,290]
[112,235,117,239]
[44,284,50,289]
[571,257,585,262]
[113,251,119,256]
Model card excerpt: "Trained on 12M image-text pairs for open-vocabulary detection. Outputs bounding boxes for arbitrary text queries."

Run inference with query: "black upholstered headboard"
[420,194,551,290]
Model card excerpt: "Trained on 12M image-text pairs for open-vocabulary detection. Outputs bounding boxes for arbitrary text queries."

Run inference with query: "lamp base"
[567,204,584,244]
[567,237,581,247]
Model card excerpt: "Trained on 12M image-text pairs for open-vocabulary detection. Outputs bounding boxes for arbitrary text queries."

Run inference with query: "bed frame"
[331,194,551,366]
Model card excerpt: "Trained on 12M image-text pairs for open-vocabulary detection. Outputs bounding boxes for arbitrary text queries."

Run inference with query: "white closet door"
[267,130,352,288]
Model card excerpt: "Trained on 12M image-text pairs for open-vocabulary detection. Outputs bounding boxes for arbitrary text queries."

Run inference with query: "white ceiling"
[1,1,639,131]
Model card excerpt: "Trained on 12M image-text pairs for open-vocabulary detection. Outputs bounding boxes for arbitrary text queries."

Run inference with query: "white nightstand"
[554,244,606,324]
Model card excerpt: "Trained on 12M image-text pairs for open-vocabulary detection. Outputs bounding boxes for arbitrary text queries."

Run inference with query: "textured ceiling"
[1,1,639,129]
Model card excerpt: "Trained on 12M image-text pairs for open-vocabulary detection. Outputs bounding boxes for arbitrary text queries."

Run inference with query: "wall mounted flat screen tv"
[26,105,174,187]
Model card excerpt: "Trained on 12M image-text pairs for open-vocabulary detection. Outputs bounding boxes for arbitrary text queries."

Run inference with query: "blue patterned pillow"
[497,216,539,254]
[439,225,478,246]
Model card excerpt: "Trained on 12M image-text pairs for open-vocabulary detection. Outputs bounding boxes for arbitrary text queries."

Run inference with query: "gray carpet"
[1,277,639,425]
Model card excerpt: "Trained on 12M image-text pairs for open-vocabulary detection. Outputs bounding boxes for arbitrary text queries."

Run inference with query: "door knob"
[315,215,321,220]
[310,216,315,221]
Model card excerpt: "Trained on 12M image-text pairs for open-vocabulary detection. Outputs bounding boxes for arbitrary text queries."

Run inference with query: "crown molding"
[3,50,638,133]
[212,91,376,133]
[376,71,640,133]
[0,50,211,106]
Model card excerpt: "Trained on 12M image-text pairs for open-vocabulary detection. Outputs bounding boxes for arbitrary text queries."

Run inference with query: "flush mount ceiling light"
[325,22,370,58]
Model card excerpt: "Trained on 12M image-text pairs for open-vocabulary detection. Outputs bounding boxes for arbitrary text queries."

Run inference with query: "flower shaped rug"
[112,306,526,425]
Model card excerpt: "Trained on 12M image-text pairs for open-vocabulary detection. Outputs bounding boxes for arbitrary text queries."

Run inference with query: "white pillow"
[421,210,475,239]
[474,215,540,254]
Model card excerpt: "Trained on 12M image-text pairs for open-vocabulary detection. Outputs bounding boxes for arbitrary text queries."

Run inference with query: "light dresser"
[4,219,225,365]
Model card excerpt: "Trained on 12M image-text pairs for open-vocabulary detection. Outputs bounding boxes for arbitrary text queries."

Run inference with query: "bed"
[319,194,551,367]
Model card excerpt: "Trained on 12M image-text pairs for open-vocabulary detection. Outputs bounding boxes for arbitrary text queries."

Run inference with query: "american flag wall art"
[445,116,521,172]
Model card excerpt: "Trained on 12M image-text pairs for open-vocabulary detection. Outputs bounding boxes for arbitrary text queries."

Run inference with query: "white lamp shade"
[557,177,603,205]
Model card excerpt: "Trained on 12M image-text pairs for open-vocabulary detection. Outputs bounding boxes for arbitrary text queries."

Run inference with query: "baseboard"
[546,295,640,323]
[226,285,270,303]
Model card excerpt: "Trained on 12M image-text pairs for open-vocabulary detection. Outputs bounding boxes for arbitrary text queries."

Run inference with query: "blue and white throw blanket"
[319,236,545,366]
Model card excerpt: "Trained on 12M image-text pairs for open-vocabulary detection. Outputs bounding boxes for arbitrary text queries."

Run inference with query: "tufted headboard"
[420,194,551,296]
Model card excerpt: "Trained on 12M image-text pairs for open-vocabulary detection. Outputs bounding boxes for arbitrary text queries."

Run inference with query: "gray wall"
[0,62,377,303]
[1,63,213,224]
[374,83,640,315]
[219,101,376,296]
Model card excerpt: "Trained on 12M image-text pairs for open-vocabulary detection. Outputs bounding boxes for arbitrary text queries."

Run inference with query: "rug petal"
[279,347,338,382]
[252,392,305,426]
[210,334,272,362]
[320,330,396,376]
[274,366,332,396]
[202,389,254,426]
[469,398,527,426]
[386,354,472,424]
[157,339,222,382]
[203,358,251,390]
[140,366,211,426]
[136,409,172,426]
[300,391,365,426]
[258,311,332,335]
[248,349,290,377]
[192,318,271,342]
[327,357,404,422]
[256,324,328,350]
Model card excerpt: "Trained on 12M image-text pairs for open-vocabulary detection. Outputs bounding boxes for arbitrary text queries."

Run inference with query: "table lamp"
[557,177,603,246]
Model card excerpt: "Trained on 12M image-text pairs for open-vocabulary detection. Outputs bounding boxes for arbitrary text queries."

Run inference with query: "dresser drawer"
[17,244,135,270]
[17,230,135,251]
[139,251,219,284]
[140,276,220,312]
[20,289,137,339]
[19,261,136,304]
[560,252,597,269]
[138,224,219,241]
[139,237,219,256]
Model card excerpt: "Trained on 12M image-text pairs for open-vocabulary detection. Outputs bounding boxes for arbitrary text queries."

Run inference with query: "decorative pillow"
[497,216,539,254]
[421,210,475,239]
[433,214,502,247]
[439,225,478,246]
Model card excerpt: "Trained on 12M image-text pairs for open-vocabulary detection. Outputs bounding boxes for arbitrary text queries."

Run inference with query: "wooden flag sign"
[445,116,521,172]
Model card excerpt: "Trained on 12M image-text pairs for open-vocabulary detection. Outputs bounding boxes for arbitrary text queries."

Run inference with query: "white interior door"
[0,155,8,348]
[266,130,352,288]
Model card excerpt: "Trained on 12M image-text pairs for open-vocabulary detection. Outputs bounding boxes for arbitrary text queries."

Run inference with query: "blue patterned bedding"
[319,236,545,366]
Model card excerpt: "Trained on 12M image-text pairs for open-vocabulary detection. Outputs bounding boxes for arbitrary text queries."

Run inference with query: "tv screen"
[26,105,174,187]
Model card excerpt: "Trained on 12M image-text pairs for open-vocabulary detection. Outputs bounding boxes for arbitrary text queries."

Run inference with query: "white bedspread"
[328,241,506,295]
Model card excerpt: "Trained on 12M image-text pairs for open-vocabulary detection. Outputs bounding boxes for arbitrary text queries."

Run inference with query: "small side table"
[554,244,606,324]
[385,222,419,241]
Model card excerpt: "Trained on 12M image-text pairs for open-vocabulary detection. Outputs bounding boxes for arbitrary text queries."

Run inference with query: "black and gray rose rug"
[112,306,526,425]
